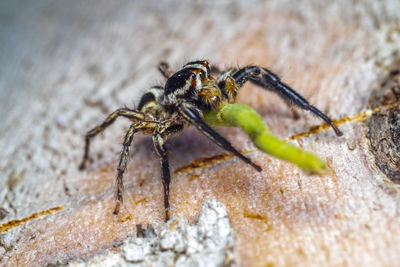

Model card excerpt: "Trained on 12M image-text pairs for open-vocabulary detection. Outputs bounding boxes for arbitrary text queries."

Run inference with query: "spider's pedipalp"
[178,103,262,172]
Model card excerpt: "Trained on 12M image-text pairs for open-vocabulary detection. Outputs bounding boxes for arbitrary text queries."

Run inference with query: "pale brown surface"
[1,1,400,266]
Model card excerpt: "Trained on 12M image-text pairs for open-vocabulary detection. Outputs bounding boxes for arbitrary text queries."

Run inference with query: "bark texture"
[1,0,400,266]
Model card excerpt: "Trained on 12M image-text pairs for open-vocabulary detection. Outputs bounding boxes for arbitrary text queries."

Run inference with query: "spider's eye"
[200,70,206,79]
[191,73,196,79]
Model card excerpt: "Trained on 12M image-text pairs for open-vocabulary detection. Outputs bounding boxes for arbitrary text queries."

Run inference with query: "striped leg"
[152,133,171,221]
[178,103,262,172]
[218,66,342,136]
[158,62,173,79]
[79,108,147,170]
[113,124,137,214]
[152,120,185,221]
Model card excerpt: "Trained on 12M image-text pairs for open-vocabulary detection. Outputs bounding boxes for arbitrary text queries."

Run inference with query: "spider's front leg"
[219,66,343,136]
[113,124,137,215]
[204,103,326,174]
[79,108,148,170]
[178,103,262,172]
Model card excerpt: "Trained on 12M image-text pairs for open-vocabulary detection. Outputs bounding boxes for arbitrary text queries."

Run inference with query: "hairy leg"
[152,133,171,220]
[217,66,343,136]
[113,124,137,214]
[152,120,185,221]
[79,108,148,170]
[158,62,173,79]
[179,103,262,172]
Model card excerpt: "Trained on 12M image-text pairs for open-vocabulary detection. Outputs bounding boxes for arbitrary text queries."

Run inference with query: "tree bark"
[1,0,400,266]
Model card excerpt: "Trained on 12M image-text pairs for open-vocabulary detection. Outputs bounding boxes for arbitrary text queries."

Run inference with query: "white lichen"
[66,199,235,267]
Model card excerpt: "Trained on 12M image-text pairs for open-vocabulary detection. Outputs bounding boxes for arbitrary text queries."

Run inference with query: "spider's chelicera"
[79,60,342,220]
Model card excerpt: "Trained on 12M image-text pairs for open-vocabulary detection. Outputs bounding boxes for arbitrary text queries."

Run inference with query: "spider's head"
[164,60,210,95]
[162,60,220,109]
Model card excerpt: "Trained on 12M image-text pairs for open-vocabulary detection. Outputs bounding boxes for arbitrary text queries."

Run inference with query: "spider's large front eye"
[191,73,196,79]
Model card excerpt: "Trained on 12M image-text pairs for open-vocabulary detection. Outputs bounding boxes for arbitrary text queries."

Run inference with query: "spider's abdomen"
[138,92,156,111]
[138,86,164,117]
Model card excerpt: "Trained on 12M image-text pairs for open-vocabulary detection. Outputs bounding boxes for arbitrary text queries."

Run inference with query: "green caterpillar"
[204,103,326,174]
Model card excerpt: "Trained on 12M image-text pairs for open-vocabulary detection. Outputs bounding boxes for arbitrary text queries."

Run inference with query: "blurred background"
[1,0,400,266]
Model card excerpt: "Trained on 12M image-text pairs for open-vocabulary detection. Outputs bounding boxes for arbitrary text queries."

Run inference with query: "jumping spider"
[79,60,342,220]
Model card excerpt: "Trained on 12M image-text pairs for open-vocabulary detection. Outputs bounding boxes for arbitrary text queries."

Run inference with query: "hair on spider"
[79,59,342,221]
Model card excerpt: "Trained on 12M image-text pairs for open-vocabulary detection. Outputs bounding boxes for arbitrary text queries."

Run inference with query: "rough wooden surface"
[1,0,400,266]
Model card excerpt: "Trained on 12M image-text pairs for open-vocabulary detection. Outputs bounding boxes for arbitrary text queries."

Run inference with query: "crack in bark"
[366,60,400,183]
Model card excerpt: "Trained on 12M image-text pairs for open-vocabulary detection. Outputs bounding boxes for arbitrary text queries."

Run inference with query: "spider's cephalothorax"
[79,60,342,221]
[160,60,222,112]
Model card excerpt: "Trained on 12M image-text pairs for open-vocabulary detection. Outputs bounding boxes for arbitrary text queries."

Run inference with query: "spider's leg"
[152,120,185,221]
[210,65,221,75]
[113,123,137,215]
[223,66,343,136]
[158,62,173,79]
[179,103,262,172]
[79,108,148,170]
[152,132,171,221]
[251,67,342,136]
